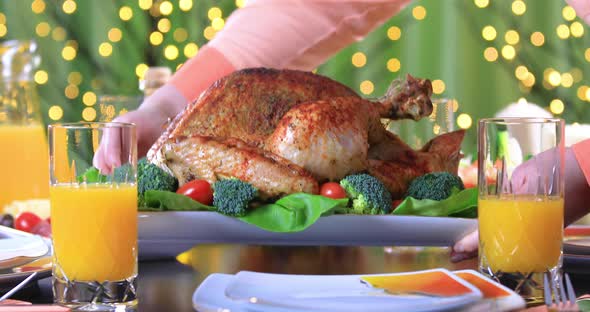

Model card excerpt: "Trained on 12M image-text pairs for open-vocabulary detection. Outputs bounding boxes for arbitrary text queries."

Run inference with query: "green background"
[1,0,587,155]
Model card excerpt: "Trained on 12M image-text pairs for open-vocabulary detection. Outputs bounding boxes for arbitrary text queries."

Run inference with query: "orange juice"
[0,124,49,209]
[479,196,563,273]
[50,183,137,282]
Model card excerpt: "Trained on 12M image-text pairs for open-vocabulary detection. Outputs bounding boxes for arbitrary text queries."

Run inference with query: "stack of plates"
[193,269,525,312]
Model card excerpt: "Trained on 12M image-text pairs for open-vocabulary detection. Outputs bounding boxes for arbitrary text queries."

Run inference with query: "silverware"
[544,272,579,311]
[0,271,38,302]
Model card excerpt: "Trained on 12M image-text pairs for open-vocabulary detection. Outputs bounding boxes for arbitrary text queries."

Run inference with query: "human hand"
[93,85,187,173]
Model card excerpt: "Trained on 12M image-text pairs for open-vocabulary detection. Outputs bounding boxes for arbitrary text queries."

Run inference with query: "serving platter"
[138,212,477,260]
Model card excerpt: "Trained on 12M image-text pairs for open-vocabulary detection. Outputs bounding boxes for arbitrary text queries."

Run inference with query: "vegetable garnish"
[177,179,213,206]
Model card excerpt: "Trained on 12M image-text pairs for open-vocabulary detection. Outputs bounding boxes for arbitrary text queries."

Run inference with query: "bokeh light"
[457,113,473,129]
[119,6,133,21]
[235,0,246,8]
[184,43,199,58]
[511,0,526,15]
[360,80,374,95]
[139,0,153,10]
[82,107,97,121]
[571,22,584,38]
[548,71,562,86]
[158,18,171,33]
[98,42,113,57]
[179,0,193,11]
[501,45,516,60]
[62,46,76,61]
[482,26,497,41]
[474,0,489,8]
[212,17,225,31]
[550,99,564,115]
[530,32,545,46]
[52,27,66,41]
[387,58,401,72]
[561,73,573,88]
[208,7,222,20]
[387,26,401,41]
[68,72,82,85]
[35,22,50,37]
[150,31,164,45]
[62,0,76,14]
[515,65,528,80]
[108,28,122,42]
[203,26,216,40]
[34,70,48,85]
[174,28,188,42]
[164,45,179,60]
[432,79,445,94]
[48,105,63,121]
[505,30,519,44]
[160,1,173,15]
[31,0,46,14]
[65,84,79,99]
[412,6,426,20]
[351,52,367,67]
[562,6,576,21]
[82,92,97,106]
[557,24,571,39]
[135,63,148,78]
[483,47,498,62]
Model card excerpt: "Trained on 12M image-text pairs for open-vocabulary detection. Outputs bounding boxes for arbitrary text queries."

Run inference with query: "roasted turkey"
[148,68,464,199]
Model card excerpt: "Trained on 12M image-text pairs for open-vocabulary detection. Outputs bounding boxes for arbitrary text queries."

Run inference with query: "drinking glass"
[387,98,456,149]
[478,118,564,303]
[97,95,141,122]
[48,122,138,310]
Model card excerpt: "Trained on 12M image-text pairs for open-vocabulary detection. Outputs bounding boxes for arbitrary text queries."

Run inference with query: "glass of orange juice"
[478,117,564,303]
[48,122,137,310]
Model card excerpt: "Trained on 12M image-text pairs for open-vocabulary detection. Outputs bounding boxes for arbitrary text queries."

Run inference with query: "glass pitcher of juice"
[0,40,49,210]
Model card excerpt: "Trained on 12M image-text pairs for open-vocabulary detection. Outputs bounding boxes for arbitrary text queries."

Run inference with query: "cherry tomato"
[177,179,214,205]
[392,200,403,211]
[15,212,42,233]
[320,182,347,199]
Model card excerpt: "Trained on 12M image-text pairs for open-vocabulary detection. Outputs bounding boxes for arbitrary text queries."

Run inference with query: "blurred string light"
[150,31,163,45]
[511,0,526,15]
[212,17,225,31]
[64,84,79,99]
[98,42,113,57]
[31,0,45,14]
[235,0,246,8]
[0,24,7,38]
[515,65,528,80]
[164,45,179,60]
[561,73,574,87]
[119,6,133,21]
[62,0,76,14]
[483,47,498,62]
[52,27,66,41]
[62,46,76,61]
[563,6,576,21]
[34,70,48,84]
[36,22,50,37]
[82,107,96,121]
[208,7,222,20]
[160,1,173,15]
[48,106,63,121]
[179,0,193,11]
[184,43,198,58]
[482,26,496,41]
[360,80,374,95]
[412,5,426,20]
[550,99,564,114]
[457,113,472,129]
[82,92,97,106]
[108,28,122,42]
[67,72,82,85]
[351,52,366,67]
[474,0,489,8]
[174,28,188,42]
[203,26,215,40]
[570,22,584,37]
[579,86,589,100]
[432,80,445,94]
[556,24,570,39]
[138,0,152,10]
[0,13,4,24]
[158,18,171,33]
[530,32,545,46]
[387,26,401,41]
[135,63,148,79]
[387,58,401,72]
[505,30,519,44]
[501,45,516,60]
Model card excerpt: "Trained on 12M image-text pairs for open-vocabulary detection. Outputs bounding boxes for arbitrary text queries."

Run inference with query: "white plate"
[0,226,52,289]
[138,212,478,259]
[193,270,482,312]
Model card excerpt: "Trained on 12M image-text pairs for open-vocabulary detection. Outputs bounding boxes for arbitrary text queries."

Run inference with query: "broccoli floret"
[138,157,178,196]
[406,172,464,201]
[340,173,392,215]
[213,179,258,217]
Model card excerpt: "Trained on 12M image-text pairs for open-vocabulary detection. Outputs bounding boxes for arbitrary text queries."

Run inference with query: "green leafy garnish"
[77,167,107,183]
[392,188,477,217]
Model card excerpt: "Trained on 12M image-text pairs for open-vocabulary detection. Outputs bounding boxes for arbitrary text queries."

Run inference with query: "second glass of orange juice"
[48,122,137,310]
[478,118,564,303]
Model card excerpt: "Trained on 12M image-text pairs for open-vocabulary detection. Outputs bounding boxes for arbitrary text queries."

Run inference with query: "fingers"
[450,230,479,262]
[93,126,122,175]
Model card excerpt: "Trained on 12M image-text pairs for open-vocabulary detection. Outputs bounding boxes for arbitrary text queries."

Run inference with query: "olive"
[0,213,14,228]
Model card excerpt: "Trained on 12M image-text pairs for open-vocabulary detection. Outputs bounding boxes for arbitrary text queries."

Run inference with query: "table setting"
[2,1,590,311]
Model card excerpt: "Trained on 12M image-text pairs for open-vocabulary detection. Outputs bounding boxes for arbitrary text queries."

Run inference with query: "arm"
[568,139,590,224]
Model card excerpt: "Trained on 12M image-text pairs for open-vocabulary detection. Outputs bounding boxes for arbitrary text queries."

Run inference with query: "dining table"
[9,244,590,311]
